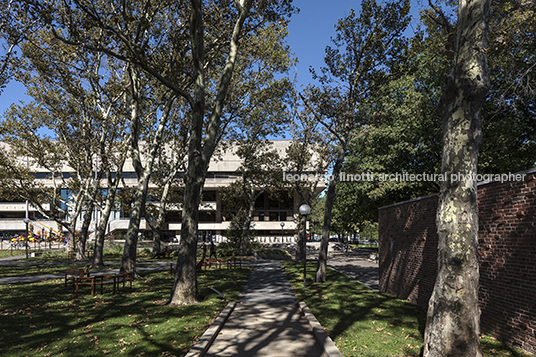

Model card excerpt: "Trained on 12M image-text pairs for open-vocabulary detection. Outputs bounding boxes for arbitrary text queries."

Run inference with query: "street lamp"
[299,204,311,287]
[23,218,30,259]
[280,222,285,243]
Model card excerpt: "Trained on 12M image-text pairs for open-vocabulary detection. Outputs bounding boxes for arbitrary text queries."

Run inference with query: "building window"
[199,211,216,222]
[202,191,217,202]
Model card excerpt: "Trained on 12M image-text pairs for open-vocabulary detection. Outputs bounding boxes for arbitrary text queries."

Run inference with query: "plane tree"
[421,0,491,353]
[0,27,133,259]
[305,0,411,283]
[284,108,329,262]
[219,20,295,255]
[16,0,296,300]
[0,0,39,93]
[334,0,535,228]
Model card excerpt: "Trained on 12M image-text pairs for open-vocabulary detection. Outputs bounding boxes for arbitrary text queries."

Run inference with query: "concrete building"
[0,140,325,243]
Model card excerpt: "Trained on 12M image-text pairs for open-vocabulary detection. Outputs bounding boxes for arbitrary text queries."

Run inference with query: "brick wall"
[378,169,536,354]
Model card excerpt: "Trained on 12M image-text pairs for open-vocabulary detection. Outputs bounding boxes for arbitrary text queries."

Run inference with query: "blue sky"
[0,0,425,118]
[287,0,424,88]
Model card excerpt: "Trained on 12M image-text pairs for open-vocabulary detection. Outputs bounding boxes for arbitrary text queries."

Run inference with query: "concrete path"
[325,249,379,291]
[205,261,328,357]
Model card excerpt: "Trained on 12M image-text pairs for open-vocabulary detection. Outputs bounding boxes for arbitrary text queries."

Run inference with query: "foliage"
[255,248,290,256]
[332,0,536,227]
[223,209,256,254]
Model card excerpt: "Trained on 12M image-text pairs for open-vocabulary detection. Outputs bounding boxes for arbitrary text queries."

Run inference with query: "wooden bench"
[152,247,170,259]
[172,258,243,274]
[201,258,224,270]
[72,272,133,297]
[64,266,90,287]
[114,272,133,292]
[226,257,242,269]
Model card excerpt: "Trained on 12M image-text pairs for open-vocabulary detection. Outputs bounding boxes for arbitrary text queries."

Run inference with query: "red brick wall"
[378,171,536,354]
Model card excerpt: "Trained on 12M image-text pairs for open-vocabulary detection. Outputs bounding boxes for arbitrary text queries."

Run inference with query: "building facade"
[0,140,325,243]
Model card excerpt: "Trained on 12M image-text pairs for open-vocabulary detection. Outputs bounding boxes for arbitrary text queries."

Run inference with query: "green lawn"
[0,262,91,278]
[0,267,252,357]
[281,261,531,357]
[0,249,39,258]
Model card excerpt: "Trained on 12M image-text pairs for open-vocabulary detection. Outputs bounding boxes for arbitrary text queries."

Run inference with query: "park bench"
[201,257,243,270]
[72,272,133,297]
[225,257,243,269]
[201,257,224,270]
[171,257,243,275]
[152,247,170,259]
[64,266,90,287]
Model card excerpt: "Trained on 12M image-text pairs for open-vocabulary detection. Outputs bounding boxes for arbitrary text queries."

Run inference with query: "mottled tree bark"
[423,0,491,355]
[239,186,260,255]
[76,203,93,261]
[168,0,253,305]
[92,186,120,268]
[316,145,345,283]
[120,173,150,277]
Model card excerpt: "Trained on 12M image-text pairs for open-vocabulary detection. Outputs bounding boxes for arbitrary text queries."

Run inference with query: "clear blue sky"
[0,0,425,118]
[287,0,424,88]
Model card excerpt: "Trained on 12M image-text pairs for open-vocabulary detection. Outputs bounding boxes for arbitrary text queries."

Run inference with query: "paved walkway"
[205,261,328,357]
[325,249,379,291]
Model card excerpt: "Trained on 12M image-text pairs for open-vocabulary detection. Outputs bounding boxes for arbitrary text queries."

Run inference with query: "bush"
[103,243,123,256]
[216,242,238,257]
[256,248,290,256]
[139,248,152,257]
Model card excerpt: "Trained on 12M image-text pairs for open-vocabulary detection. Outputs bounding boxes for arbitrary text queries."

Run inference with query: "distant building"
[0,140,325,243]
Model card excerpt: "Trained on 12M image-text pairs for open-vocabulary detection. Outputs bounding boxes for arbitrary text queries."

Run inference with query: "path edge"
[299,301,343,357]
[185,301,236,357]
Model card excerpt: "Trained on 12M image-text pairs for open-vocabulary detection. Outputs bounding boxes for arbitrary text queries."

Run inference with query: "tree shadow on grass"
[0,268,252,357]
[282,261,426,357]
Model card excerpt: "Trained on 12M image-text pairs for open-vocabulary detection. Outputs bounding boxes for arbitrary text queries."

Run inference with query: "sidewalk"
[325,249,379,291]
[202,261,331,357]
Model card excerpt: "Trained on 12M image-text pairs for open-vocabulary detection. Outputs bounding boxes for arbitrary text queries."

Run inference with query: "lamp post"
[299,204,311,287]
[23,218,30,259]
[280,222,285,243]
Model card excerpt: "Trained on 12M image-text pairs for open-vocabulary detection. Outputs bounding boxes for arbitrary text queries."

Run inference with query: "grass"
[281,261,532,357]
[0,249,39,258]
[0,267,252,357]
[0,263,92,278]
[349,244,379,252]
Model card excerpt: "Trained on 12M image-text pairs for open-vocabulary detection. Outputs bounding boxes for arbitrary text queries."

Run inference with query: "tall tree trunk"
[423,0,490,355]
[92,187,119,268]
[168,0,253,305]
[151,220,163,253]
[76,203,93,261]
[92,222,106,268]
[240,186,259,255]
[169,172,204,305]
[120,173,150,276]
[66,220,77,257]
[316,145,345,283]
[151,175,175,253]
